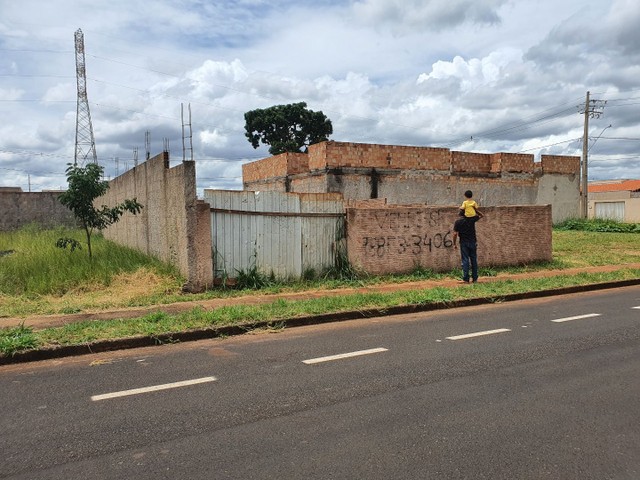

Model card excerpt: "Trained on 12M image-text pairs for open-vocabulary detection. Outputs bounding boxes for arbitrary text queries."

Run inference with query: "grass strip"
[2,268,638,357]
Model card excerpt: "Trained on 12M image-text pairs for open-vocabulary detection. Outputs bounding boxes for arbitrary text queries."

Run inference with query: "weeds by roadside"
[1,221,640,358]
[2,268,639,357]
[0,324,37,356]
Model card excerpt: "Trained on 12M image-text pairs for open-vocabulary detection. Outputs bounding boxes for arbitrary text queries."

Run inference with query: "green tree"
[244,102,333,155]
[57,163,142,258]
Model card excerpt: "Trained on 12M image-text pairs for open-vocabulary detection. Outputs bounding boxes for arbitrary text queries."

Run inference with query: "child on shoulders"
[460,190,483,218]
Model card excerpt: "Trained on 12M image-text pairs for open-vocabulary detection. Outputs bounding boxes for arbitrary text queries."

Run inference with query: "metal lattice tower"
[74,29,97,165]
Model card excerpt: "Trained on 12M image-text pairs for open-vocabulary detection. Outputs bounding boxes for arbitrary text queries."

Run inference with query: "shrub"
[554,218,640,233]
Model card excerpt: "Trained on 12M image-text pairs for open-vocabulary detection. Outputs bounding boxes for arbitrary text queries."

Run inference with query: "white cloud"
[417,48,522,93]
[188,59,250,100]
[200,129,228,148]
[0,0,638,192]
[0,87,24,101]
[353,0,507,32]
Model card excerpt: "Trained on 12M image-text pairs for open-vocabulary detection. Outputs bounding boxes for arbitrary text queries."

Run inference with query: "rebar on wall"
[181,103,193,163]
[145,131,151,160]
[74,29,98,165]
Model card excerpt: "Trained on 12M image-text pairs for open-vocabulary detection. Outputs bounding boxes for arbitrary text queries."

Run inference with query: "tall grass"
[0,225,181,296]
[1,224,639,318]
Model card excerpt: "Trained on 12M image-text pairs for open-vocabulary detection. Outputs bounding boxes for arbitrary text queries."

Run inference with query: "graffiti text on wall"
[362,232,454,257]
[373,210,443,230]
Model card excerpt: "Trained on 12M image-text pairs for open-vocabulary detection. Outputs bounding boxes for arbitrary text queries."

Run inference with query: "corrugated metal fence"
[204,190,344,280]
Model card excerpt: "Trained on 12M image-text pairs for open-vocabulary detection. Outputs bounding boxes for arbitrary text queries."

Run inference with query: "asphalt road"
[1,286,640,479]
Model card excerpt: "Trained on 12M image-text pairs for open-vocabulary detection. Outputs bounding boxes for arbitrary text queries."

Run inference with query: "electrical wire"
[3,36,639,188]
[516,137,581,153]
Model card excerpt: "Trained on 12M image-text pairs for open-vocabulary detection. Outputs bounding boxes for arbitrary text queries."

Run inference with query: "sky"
[1,0,639,194]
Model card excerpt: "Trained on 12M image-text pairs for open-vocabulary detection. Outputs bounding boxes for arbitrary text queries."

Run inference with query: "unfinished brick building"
[242,141,581,223]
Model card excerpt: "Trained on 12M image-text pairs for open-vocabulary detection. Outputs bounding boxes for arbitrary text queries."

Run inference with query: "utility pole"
[580,91,606,218]
[581,91,590,219]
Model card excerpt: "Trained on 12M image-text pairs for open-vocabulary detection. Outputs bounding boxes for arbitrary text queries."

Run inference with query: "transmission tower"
[74,28,97,165]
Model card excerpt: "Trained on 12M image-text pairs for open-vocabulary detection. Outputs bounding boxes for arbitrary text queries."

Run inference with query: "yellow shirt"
[461,199,478,217]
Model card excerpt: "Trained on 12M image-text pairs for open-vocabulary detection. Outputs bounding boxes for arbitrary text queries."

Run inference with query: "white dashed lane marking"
[550,313,601,323]
[91,376,217,401]
[446,328,511,341]
[303,348,388,365]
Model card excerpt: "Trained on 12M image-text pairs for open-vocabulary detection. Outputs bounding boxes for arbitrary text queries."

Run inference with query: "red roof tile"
[589,179,640,193]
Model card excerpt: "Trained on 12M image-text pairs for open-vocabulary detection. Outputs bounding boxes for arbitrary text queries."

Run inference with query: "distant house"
[588,179,640,222]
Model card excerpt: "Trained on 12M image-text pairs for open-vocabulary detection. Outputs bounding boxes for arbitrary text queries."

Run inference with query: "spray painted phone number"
[361,232,454,257]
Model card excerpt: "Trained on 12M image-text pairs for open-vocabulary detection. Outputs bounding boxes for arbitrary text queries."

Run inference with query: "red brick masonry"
[346,205,552,275]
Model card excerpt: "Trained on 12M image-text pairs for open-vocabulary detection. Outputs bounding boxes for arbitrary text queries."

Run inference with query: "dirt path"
[2,263,640,331]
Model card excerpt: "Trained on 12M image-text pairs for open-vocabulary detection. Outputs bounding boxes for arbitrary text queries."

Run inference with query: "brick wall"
[451,151,492,174]
[491,152,534,174]
[309,141,451,171]
[346,205,552,275]
[0,191,76,231]
[308,141,328,170]
[345,198,388,208]
[246,141,580,179]
[242,152,308,184]
[541,155,580,174]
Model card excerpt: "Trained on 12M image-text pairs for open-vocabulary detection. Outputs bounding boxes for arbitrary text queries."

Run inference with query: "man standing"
[452,210,481,283]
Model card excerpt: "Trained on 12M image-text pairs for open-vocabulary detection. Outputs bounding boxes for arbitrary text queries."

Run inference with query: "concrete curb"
[2,278,640,366]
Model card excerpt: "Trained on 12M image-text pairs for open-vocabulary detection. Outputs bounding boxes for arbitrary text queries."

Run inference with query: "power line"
[0,74,74,79]
[601,102,640,108]
[437,101,582,149]
[516,137,581,153]
[597,136,640,141]
[590,155,639,162]
[0,44,607,151]
[3,34,638,188]
[83,47,581,140]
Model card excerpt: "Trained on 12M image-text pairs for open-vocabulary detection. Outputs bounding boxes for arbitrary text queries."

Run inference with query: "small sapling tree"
[57,163,142,258]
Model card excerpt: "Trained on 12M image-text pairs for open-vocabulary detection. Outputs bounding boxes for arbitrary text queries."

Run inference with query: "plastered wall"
[346,205,552,275]
[0,191,76,231]
[97,152,213,291]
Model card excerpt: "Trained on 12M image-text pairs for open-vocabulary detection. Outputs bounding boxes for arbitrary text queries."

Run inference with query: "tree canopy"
[244,102,333,155]
[57,163,142,258]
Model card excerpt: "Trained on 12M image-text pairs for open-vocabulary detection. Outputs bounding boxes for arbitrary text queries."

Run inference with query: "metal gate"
[204,190,344,280]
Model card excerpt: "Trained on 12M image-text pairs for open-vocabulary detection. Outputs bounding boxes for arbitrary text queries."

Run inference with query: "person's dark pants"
[460,242,478,282]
